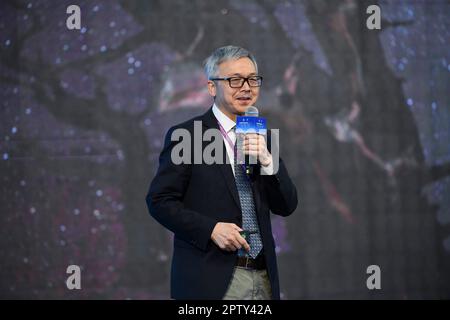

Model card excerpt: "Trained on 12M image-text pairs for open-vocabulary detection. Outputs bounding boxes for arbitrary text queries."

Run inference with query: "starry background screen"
[0,0,449,299]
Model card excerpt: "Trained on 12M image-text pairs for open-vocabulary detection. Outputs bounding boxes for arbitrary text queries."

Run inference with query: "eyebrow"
[228,72,257,77]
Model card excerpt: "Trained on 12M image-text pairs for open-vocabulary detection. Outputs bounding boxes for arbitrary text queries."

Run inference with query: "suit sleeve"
[146,126,218,252]
[262,157,298,216]
[261,129,298,216]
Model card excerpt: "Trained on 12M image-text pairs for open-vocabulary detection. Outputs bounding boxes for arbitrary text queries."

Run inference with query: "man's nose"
[240,80,251,91]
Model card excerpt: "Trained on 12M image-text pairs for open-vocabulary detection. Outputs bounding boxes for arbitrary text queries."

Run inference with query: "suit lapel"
[218,146,242,212]
[201,107,242,211]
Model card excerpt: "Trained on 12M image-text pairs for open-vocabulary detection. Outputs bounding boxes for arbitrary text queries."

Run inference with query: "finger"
[226,242,238,251]
[236,235,250,252]
[244,138,258,143]
[244,144,258,150]
[247,151,259,157]
[246,133,258,139]
[246,137,259,145]
[245,146,258,153]
[232,224,243,232]
[244,150,260,156]
[245,134,257,140]
[258,136,266,146]
[232,237,242,250]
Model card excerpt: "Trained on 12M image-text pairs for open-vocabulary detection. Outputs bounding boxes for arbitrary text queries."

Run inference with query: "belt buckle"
[244,256,252,269]
[244,256,250,268]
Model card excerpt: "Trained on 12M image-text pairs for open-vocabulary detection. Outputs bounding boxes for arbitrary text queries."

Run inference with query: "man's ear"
[207,80,216,98]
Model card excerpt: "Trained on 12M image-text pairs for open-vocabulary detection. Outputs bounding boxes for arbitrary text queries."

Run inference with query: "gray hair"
[203,45,258,79]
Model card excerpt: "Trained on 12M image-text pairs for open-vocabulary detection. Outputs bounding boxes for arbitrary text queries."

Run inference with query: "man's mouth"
[236,96,252,101]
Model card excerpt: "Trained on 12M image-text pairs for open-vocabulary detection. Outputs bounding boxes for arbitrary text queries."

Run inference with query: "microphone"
[244,106,259,175]
[245,105,259,117]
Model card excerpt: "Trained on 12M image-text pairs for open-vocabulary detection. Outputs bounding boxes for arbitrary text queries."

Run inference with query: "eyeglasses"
[209,76,263,88]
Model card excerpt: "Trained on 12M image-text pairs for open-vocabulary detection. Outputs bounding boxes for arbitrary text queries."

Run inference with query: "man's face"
[207,57,260,119]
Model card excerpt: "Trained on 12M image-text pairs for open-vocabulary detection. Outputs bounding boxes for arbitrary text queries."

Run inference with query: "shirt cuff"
[260,156,275,175]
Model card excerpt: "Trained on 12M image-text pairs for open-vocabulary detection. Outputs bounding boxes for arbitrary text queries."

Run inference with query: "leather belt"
[236,254,266,270]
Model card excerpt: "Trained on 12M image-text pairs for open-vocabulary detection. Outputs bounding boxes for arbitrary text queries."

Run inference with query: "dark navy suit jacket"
[146,107,298,299]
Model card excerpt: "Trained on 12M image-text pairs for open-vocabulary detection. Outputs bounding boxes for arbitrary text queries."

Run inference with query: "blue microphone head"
[245,106,259,117]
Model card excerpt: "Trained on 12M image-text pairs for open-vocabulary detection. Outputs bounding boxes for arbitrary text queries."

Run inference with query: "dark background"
[0,0,449,299]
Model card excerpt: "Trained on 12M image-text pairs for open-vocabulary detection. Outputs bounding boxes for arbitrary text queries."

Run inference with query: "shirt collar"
[212,103,236,133]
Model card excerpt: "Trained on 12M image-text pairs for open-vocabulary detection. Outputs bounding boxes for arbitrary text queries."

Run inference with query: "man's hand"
[243,133,272,167]
[211,222,250,252]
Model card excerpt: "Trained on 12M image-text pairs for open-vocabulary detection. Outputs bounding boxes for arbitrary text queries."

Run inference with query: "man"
[146,45,298,299]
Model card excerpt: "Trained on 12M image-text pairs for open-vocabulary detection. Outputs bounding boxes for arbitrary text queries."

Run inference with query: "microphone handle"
[245,154,251,175]
[245,151,257,175]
